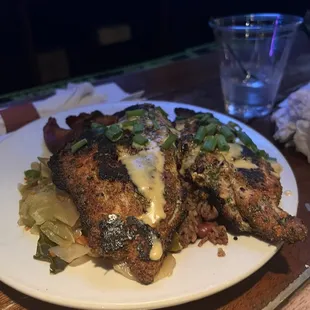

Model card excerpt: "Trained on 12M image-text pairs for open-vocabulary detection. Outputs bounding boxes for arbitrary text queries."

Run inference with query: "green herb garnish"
[91,122,105,136]
[199,114,212,125]
[161,134,178,150]
[205,123,217,136]
[201,136,217,152]
[133,123,144,134]
[133,134,149,145]
[71,138,88,153]
[91,122,103,129]
[194,126,208,144]
[195,112,213,119]
[122,120,136,128]
[227,121,242,132]
[237,131,255,147]
[216,134,230,151]
[219,125,235,142]
[156,107,168,118]
[105,124,123,142]
[126,109,145,118]
[207,117,221,124]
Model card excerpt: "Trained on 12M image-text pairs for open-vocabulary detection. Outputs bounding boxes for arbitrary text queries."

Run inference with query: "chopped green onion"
[201,136,217,152]
[71,138,88,153]
[133,123,144,134]
[91,122,106,136]
[152,119,160,130]
[256,150,268,158]
[207,117,221,124]
[91,122,103,129]
[249,143,258,153]
[122,120,136,128]
[24,169,41,180]
[156,107,168,118]
[194,126,208,144]
[199,115,211,125]
[219,125,235,142]
[196,112,213,119]
[105,124,123,142]
[126,109,145,118]
[133,134,149,145]
[205,123,217,136]
[149,111,160,130]
[237,131,254,147]
[227,121,242,132]
[195,113,205,119]
[216,134,230,151]
[161,134,178,150]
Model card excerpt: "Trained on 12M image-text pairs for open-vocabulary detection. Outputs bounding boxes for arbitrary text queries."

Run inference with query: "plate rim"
[0,100,298,310]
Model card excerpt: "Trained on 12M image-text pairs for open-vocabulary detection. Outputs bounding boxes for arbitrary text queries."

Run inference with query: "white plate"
[0,101,298,310]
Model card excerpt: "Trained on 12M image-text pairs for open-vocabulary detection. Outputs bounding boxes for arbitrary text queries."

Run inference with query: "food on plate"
[175,110,308,243]
[18,103,307,285]
[47,104,186,284]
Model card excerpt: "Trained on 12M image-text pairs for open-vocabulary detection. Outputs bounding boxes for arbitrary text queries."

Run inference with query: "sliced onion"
[18,199,35,227]
[113,262,136,281]
[30,225,40,235]
[49,244,90,263]
[40,220,75,247]
[26,191,55,224]
[53,192,79,227]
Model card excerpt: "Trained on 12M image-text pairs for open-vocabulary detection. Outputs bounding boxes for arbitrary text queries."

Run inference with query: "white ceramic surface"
[0,101,298,310]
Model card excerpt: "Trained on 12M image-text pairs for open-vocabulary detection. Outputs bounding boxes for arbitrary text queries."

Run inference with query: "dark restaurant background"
[0,0,308,96]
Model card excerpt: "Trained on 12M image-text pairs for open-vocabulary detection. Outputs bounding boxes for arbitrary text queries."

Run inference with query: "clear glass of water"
[209,14,303,119]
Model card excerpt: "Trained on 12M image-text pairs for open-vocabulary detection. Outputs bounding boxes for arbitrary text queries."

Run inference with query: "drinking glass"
[209,14,303,119]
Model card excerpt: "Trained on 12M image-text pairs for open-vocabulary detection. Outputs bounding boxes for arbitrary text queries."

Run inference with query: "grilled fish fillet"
[48,104,185,284]
[176,114,307,243]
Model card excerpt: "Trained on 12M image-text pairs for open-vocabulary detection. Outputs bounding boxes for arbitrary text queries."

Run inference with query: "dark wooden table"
[1,47,310,310]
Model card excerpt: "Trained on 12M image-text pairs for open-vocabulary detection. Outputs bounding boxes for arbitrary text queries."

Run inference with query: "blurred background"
[1,0,308,96]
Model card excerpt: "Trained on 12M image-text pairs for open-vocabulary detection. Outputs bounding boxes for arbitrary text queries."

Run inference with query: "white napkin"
[272,83,310,163]
[0,82,144,143]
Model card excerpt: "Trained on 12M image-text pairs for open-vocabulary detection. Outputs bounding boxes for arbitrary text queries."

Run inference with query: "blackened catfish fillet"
[48,104,185,284]
[176,114,307,244]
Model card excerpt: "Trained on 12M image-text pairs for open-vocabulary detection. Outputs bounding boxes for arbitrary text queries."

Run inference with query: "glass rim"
[209,13,304,32]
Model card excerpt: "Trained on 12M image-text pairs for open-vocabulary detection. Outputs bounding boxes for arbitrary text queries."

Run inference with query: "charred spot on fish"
[99,214,134,253]
[240,145,256,158]
[126,216,160,261]
[240,146,261,165]
[96,136,130,182]
[47,155,68,191]
[237,168,265,188]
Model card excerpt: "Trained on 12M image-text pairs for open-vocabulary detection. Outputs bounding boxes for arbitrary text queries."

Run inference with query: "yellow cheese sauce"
[180,146,201,175]
[233,159,258,169]
[268,160,283,178]
[221,143,258,169]
[119,142,166,226]
[149,236,163,261]
[221,143,243,161]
